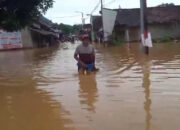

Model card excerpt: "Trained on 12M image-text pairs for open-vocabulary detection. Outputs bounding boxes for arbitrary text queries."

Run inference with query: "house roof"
[115,6,180,27]
[38,16,53,28]
[30,28,58,38]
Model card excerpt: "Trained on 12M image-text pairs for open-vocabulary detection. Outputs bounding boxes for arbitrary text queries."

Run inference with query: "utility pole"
[81,12,85,30]
[140,0,149,55]
[101,0,104,42]
[75,11,84,30]
[140,0,144,37]
[88,14,95,42]
[101,0,103,11]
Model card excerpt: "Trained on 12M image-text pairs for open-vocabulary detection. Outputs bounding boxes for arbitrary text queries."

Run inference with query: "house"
[0,16,59,51]
[91,6,180,43]
[114,6,180,42]
[91,16,102,33]
[24,15,60,48]
[83,24,92,32]
[91,16,103,42]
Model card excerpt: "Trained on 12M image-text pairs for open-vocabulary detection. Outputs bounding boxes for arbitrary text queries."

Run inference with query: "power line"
[91,0,101,14]
[104,0,117,7]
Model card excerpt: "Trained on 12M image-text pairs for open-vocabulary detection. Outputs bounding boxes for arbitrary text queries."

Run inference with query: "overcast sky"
[45,0,180,25]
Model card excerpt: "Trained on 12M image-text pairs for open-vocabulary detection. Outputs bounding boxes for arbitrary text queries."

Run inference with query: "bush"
[111,32,125,45]
[154,35,174,43]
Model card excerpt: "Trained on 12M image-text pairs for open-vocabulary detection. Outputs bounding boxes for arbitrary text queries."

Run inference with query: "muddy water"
[0,42,180,130]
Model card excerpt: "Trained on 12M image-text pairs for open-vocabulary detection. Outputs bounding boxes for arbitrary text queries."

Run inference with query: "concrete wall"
[30,31,50,48]
[127,27,141,42]
[149,23,180,39]
[21,28,34,48]
[122,22,180,42]
[0,27,58,51]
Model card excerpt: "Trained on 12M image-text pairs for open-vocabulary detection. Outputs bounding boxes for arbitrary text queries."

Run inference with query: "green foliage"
[154,35,174,43]
[57,24,81,35]
[157,3,175,7]
[59,24,72,35]
[0,0,54,31]
[72,24,81,34]
[112,32,125,46]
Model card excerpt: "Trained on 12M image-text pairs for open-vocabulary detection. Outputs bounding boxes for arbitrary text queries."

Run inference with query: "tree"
[72,24,81,33]
[58,23,73,35]
[157,3,175,7]
[0,0,53,31]
[55,23,81,35]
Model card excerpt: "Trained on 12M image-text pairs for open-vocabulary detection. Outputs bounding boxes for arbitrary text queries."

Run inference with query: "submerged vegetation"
[111,32,125,46]
[154,35,174,43]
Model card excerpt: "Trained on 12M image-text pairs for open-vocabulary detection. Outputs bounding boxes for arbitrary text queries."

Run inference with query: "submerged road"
[0,41,180,130]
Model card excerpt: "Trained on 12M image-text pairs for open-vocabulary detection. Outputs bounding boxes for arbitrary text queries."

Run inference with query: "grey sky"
[45,0,180,25]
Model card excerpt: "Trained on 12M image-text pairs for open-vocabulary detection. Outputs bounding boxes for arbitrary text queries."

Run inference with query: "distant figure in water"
[74,34,98,74]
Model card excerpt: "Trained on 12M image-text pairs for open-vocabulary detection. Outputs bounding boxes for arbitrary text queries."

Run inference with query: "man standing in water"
[74,34,97,74]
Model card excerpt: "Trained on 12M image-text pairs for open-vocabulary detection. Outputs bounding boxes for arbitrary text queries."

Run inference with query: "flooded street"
[1,42,180,130]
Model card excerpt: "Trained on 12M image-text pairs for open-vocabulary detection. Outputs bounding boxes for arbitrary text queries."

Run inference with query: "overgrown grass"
[154,35,174,43]
[112,39,125,45]
[111,32,125,46]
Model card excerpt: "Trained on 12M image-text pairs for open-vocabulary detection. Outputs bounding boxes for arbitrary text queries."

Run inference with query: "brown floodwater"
[0,42,180,130]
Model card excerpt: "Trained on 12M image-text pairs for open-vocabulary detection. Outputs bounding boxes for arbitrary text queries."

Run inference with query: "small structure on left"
[0,16,60,51]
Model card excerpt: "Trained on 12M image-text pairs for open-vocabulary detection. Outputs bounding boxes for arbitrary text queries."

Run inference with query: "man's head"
[81,34,90,46]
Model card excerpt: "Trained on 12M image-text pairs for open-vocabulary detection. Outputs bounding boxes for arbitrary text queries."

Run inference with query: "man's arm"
[74,53,86,67]
[92,47,95,63]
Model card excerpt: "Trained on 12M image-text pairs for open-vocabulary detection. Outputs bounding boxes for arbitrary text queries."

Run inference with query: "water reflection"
[0,78,75,130]
[1,42,180,130]
[0,47,75,130]
[142,57,152,130]
[78,74,98,113]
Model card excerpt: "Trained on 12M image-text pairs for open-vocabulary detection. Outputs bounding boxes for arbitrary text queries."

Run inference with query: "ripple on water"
[1,43,180,130]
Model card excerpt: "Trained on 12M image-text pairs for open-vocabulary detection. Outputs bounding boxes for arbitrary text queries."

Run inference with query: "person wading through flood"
[74,34,98,74]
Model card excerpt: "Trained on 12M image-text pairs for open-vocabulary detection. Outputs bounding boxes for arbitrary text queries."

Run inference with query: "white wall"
[21,27,34,48]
